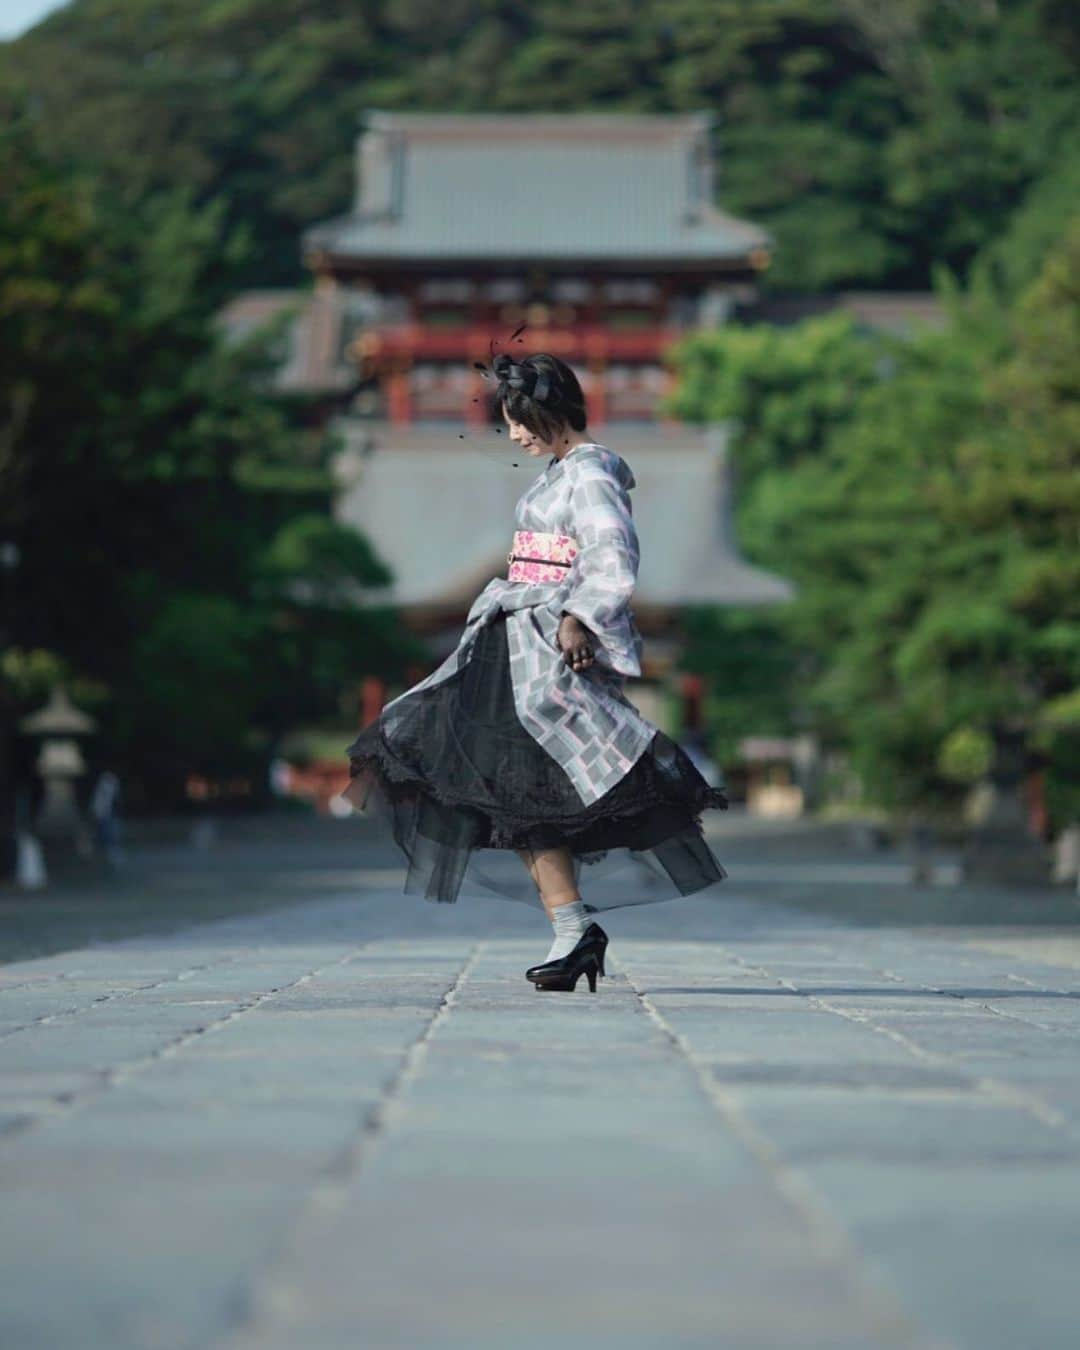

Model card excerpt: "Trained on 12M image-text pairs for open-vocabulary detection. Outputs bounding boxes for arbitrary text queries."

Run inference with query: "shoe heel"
[585,961,598,993]
[584,924,608,977]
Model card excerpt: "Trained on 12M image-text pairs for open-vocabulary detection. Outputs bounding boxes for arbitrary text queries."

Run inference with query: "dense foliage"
[2,0,1078,822]
[665,225,1080,827]
[2,0,1077,290]
[0,121,418,808]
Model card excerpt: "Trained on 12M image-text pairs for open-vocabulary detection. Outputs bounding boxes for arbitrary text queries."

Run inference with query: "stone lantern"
[18,684,97,841]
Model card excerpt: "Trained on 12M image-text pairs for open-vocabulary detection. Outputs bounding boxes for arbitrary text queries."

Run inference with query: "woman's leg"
[517,846,590,964]
[515,846,580,917]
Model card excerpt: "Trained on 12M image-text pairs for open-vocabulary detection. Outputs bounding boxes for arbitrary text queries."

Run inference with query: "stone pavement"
[1,823,1079,1349]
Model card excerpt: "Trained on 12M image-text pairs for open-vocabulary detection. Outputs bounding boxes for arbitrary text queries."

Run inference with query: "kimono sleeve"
[560,460,639,640]
[464,576,505,626]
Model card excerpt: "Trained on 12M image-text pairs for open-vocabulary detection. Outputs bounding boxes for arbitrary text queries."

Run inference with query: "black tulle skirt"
[342,610,729,910]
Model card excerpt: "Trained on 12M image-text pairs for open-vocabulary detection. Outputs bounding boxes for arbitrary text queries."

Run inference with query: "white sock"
[544,899,589,963]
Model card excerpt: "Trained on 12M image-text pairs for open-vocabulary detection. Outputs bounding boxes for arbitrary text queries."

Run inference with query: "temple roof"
[215,290,355,393]
[304,112,771,267]
[331,423,794,613]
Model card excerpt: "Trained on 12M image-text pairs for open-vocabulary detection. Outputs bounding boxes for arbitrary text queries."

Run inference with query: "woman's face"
[502,406,554,456]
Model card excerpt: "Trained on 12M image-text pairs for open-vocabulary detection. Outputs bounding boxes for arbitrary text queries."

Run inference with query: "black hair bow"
[492,353,551,404]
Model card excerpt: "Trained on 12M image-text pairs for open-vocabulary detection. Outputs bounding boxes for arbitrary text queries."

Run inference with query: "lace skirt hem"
[342,611,729,908]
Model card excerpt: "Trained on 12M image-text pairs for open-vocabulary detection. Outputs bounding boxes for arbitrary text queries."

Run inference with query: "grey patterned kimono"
[381,442,658,807]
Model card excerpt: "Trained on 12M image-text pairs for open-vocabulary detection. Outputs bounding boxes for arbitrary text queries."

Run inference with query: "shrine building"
[290,111,796,731]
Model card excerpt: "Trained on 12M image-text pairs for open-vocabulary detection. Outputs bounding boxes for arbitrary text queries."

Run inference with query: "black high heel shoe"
[526,923,609,991]
[528,945,601,992]
[582,921,608,978]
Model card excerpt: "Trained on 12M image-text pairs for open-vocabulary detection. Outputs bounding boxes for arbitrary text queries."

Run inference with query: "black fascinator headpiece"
[492,353,551,404]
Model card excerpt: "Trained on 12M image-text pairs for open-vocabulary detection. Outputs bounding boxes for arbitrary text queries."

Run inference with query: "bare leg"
[515,846,580,919]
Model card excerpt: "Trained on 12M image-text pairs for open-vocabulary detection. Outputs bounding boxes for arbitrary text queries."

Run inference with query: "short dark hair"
[495,352,587,442]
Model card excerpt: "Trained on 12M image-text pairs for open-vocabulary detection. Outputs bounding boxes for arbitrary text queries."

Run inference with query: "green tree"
[248,514,426,748]
[663,312,889,485]
[0,121,407,805]
[3,0,1078,291]
[666,221,1079,821]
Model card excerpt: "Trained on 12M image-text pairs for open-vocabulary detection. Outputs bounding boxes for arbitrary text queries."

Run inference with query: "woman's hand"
[556,614,595,672]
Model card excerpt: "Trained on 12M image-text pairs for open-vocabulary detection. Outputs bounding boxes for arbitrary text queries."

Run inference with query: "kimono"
[379,442,657,807]
[343,437,728,910]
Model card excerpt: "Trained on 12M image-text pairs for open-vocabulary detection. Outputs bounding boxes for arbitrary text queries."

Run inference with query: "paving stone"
[791,1160,1080,1350]
[0,841,1078,1349]
[727,1091,1080,1164]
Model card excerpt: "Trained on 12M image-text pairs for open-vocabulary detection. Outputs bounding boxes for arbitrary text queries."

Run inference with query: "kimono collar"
[546,440,600,471]
[545,443,636,490]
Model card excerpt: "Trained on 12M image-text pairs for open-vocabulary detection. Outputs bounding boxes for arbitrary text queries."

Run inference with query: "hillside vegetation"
[1,0,1077,822]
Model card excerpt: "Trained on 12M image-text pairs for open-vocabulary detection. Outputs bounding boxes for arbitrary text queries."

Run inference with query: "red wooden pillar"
[584,331,609,428]
[681,672,705,733]
[386,359,413,424]
[1025,768,1049,840]
[359,675,386,728]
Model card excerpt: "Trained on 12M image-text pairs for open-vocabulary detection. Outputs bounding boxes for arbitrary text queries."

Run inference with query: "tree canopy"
[3,0,1077,290]
[0,118,418,808]
[2,0,1078,821]
[666,224,1080,826]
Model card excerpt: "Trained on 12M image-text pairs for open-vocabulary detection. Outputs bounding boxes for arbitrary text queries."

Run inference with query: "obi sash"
[507,529,578,584]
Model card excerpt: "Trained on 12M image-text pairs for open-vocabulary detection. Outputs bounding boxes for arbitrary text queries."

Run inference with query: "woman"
[342,352,729,992]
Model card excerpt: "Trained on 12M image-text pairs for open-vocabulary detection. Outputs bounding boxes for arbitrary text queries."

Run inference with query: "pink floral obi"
[507,530,578,584]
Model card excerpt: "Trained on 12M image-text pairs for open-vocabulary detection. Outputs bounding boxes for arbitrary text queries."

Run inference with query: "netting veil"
[343,610,729,911]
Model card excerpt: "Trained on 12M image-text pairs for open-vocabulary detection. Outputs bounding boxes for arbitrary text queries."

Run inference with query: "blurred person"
[89,765,124,868]
[268,755,292,798]
[343,352,729,992]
